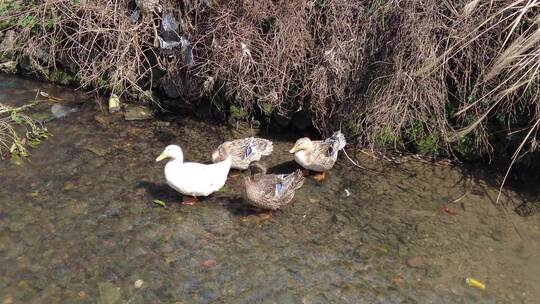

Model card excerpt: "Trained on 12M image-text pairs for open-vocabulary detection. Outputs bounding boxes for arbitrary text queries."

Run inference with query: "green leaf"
[10,111,24,124]
[28,138,41,149]
[152,199,167,208]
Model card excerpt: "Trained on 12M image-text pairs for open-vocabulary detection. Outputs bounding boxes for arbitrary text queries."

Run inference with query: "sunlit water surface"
[0,75,539,303]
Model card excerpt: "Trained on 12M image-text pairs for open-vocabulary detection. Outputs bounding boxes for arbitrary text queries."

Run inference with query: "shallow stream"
[0,75,539,303]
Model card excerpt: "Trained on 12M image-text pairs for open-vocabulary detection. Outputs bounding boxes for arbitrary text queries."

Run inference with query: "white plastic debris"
[108,94,121,113]
[51,104,78,119]
[161,12,179,32]
[130,10,140,23]
[158,36,181,50]
[134,279,144,289]
[344,189,351,197]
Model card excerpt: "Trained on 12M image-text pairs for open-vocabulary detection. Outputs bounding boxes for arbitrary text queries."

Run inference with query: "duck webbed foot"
[240,210,274,221]
[257,211,273,220]
[313,171,327,182]
[182,196,198,205]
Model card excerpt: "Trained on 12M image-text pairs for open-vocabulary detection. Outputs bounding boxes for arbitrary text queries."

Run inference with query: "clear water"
[0,75,539,303]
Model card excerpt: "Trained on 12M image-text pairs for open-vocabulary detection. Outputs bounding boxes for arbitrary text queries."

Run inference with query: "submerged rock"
[98,282,121,304]
[406,256,426,268]
[94,114,111,129]
[123,105,152,121]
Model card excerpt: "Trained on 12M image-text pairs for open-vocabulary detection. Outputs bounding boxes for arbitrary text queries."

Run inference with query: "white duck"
[156,144,232,205]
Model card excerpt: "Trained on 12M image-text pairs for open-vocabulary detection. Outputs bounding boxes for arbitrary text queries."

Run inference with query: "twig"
[342,147,366,170]
[0,101,43,115]
[496,118,540,204]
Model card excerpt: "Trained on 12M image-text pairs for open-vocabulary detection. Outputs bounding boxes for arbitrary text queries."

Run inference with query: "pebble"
[87,146,108,157]
[406,256,426,268]
[63,182,75,191]
[490,229,504,242]
[134,279,143,289]
[202,259,217,268]
[2,296,13,304]
[98,282,121,304]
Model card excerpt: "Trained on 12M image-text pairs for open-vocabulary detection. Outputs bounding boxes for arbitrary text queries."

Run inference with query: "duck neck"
[223,154,232,165]
[169,151,184,164]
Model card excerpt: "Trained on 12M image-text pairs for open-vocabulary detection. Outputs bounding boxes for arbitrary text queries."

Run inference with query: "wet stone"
[460,231,470,242]
[8,221,25,232]
[87,146,109,157]
[124,105,152,121]
[20,227,42,247]
[94,114,111,129]
[406,256,426,268]
[369,222,386,233]
[490,229,504,242]
[63,182,75,191]
[98,282,121,304]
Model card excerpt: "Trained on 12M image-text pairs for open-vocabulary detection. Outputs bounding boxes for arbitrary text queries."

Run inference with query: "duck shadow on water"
[219,195,264,217]
[136,180,179,201]
[135,180,214,205]
[266,160,301,175]
[136,180,258,216]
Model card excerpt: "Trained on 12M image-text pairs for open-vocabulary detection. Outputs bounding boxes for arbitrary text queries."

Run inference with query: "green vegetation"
[375,127,397,149]
[0,102,50,160]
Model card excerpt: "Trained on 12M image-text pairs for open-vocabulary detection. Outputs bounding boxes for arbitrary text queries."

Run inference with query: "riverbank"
[1,0,540,165]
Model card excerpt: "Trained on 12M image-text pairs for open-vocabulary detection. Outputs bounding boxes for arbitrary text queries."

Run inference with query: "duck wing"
[232,137,273,159]
[309,139,341,169]
[247,170,304,209]
[223,137,273,169]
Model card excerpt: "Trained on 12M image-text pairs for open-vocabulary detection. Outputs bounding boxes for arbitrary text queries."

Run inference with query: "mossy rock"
[49,69,75,86]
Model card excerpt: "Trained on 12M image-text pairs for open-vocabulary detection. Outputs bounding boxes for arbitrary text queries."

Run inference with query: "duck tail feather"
[261,139,273,155]
[291,169,305,190]
[331,131,347,150]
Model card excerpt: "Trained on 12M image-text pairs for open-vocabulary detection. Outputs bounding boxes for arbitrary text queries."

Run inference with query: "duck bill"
[289,144,300,153]
[155,153,167,162]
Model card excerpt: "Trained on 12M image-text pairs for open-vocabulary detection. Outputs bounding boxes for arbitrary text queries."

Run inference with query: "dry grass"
[1,0,539,161]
